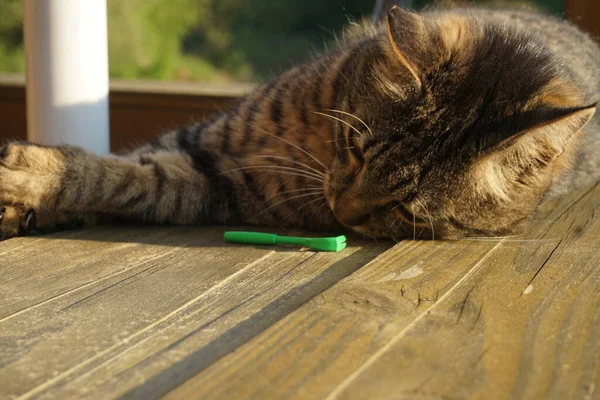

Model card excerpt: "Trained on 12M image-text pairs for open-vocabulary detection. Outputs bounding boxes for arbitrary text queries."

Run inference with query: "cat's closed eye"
[0,6,596,243]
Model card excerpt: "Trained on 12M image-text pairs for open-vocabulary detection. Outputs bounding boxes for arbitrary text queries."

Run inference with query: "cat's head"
[324,7,596,239]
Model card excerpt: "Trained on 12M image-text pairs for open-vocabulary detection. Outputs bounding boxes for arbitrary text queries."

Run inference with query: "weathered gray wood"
[163,241,502,399]
[0,226,389,399]
[1,226,205,319]
[3,184,598,400]
[164,183,600,400]
[330,184,600,400]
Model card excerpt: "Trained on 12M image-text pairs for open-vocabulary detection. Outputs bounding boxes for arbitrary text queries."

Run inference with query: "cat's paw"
[0,203,36,240]
[0,141,38,169]
[0,142,65,207]
[0,203,96,241]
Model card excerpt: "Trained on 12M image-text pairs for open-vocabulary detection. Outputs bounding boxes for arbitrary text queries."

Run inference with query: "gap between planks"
[13,251,277,400]
[163,183,600,399]
[324,239,505,399]
[0,248,181,323]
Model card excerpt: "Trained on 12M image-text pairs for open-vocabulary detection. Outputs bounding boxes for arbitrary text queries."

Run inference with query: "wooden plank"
[327,184,600,400]
[0,226,388,399]
[162,241,503,399]
[0,226,208,319]
[164,183,600,400]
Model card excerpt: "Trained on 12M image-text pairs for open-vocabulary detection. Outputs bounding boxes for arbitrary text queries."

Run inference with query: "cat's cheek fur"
[443,163,554,237]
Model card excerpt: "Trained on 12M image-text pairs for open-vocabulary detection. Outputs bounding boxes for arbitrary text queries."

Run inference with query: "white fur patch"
[472,154,512,201]
[470,107,595,202]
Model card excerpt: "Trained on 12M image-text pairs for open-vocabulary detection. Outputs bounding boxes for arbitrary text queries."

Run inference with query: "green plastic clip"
[224,231,347,252]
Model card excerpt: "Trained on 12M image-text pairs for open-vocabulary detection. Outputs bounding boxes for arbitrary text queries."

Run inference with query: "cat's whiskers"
[265,187,323,202]
[310,111,363,138]
[415,198,435,241]
[389,216,406,243]
[384,220,401,242]
[250,155,326,178]
[316,201,331,213]
[462,236,555,243]
[389,206,404,229]
[265,192,325,212]
[466,234,522,240]
[245,121,329,172]
[219,165,324,181]
[283,196,327,219]
[325,109,374,138]
[313,201,333,228]
[219,166,325,184]
[412,204,417,241]
[362,231,379,244]
[311,199,333,222]
[390,202,432,240]
[389,202,406,231]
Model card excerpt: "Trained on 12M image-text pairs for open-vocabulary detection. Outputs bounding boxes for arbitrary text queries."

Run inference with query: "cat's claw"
[0,204,35,240]
[25,210,36,232]
[0,201,104,241]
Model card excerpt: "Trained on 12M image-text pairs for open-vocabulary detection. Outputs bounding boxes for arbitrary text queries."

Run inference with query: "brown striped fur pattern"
[0,7,599,241]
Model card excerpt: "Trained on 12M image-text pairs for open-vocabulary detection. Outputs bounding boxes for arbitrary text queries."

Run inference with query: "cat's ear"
[386,6,454,88]
[471,105,595,201]
[494,105,596,161]
[373,0,403,23]
[386,7,427,87]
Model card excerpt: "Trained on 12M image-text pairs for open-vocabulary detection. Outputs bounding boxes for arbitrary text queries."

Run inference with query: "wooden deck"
[1,182,599,400]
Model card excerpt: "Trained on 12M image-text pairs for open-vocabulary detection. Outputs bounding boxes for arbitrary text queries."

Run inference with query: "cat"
[0,6,598,241]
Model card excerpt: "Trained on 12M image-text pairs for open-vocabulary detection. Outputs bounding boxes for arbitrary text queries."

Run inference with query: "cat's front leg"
[0,203,99,240]
[0,142,104,239]
[0,141,244,240]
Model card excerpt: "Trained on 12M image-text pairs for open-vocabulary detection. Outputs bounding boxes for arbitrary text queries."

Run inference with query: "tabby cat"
[0,6,598,241]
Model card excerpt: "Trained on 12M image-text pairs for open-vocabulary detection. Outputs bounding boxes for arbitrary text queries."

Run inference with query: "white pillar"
[24,0,110,154]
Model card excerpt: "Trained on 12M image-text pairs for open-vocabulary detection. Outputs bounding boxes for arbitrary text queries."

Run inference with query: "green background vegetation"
[0,0,564,83]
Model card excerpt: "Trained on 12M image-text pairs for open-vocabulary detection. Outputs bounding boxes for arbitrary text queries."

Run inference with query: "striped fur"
[0,6,598,241]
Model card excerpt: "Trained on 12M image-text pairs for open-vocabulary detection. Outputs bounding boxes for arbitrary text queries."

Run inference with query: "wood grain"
[330,184,600,400]
[165,183,600,400]
[0,226,389,399]
[1,187,597,400]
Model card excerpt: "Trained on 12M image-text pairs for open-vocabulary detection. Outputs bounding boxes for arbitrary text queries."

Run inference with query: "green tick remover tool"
[224,231,347,252]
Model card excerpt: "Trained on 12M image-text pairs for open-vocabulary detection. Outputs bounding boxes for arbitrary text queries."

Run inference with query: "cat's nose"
[333,200,370,227]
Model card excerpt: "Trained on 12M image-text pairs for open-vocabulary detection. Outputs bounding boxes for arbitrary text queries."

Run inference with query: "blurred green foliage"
[414,0,564,12]
[0,0,25,73]
[0,0,564,83]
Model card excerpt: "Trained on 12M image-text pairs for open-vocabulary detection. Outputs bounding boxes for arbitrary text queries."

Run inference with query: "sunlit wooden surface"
[1,182,598,399]
[1,3,599,395]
